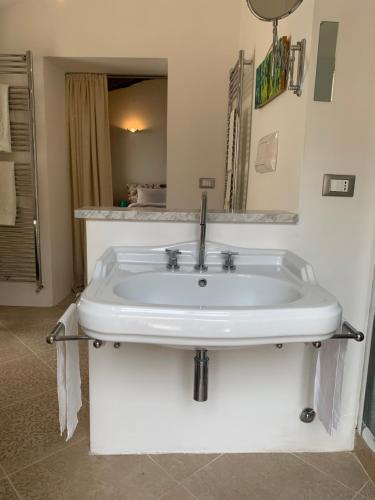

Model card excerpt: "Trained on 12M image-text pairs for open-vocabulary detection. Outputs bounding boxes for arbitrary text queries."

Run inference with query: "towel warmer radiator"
[0,51,42,291]
[224,50,253,212]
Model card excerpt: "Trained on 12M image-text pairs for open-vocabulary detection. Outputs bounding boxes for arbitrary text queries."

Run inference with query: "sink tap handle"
[221,251,239,271]
[165,248,181,270]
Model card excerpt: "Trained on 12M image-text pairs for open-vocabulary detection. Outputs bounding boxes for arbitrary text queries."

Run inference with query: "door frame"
[357,263,375,447]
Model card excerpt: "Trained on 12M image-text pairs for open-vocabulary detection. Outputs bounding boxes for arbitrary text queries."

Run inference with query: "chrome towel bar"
[46,322,103,348]
[0,51,42,291]
[46,320,364,350]
[332,321,364,342]
[309,321,364,349]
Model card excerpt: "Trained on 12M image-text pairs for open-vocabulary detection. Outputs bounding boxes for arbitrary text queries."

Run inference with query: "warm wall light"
[124,127,143,133]
[121,116,147,133]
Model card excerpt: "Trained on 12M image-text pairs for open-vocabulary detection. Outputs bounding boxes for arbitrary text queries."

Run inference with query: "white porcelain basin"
[78,242,342,349]
[113,272,302,307]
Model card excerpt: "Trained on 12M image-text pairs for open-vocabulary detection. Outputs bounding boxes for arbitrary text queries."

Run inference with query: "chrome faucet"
[195,192,208,272]
[221,250,238,271]
[165,248,181,270]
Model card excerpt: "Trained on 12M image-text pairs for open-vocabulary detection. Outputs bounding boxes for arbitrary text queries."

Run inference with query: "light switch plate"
[322,174,356,197]
[199,178,215,189]
[255,131,279,173]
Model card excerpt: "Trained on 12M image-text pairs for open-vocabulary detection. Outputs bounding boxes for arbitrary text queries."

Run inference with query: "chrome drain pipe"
[194,349,209,402]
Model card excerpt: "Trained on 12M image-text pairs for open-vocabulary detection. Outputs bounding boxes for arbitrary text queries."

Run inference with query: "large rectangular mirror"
[42,1,320,214]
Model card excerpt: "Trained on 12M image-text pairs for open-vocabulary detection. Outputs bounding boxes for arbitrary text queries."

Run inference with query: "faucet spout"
[195,192,208,272]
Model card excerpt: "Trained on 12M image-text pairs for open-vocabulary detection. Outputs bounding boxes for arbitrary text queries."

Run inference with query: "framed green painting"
[255,36,290,108]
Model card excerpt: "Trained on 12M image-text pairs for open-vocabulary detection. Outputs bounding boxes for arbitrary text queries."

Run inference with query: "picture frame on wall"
[255,36,290,108]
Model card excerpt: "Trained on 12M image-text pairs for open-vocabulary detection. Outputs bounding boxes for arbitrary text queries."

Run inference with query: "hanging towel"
[0,83,11,152]
[0,161,16,226]
[314,338,347,434]
[56,304,82,441]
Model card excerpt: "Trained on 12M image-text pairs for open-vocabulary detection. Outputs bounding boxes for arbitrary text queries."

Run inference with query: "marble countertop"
[75,207,298,224]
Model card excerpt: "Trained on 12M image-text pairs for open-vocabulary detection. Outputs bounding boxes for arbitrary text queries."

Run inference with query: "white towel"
[0,161,16,226]
[0,83,11,152]
[57,304,82,441]
[314,339,347,434]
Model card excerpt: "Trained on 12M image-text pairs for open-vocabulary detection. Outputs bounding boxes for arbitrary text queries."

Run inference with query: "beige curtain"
[66,73,113,290]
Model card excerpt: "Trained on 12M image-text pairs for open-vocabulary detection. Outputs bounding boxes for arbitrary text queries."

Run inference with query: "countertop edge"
[75,208,299,224]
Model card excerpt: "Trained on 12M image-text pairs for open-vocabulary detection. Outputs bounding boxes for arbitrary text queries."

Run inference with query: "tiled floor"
[0,300,374,499]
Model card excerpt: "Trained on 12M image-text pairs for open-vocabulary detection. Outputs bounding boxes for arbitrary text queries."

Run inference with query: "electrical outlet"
[322,174,356,197]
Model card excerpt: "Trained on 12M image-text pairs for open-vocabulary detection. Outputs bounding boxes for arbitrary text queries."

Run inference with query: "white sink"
[113,272,302,307]
[78,242,342,349]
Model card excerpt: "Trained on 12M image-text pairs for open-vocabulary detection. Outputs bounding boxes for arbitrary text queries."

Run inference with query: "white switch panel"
[330,179,349,192]
[322,174,355,197]
[255,131,279,173]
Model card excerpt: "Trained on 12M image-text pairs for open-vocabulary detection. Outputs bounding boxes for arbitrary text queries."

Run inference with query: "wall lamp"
[124,127,143,133]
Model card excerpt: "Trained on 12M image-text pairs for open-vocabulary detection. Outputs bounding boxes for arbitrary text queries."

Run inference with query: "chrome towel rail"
[0,51,42,291]
[332,321,364,342]
[276,321,364,350]
[224,50,253,211]
[46,321,364,351]
[46,322,103,349]
[300,321,364,424]
[314,321,365,348]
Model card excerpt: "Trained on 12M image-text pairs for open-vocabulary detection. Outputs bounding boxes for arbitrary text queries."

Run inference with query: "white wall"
[0,0,241,305]
[240,0,315,212]
[109,79,167,205]
[84,0,375,450]
[43,58,74,304]
[301,0,375,432]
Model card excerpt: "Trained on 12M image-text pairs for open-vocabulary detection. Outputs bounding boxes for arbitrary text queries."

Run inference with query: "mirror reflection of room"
[108,76,167,209]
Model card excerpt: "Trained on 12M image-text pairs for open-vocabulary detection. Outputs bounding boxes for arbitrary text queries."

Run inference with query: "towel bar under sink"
[331,321,364,341]
[45,320,364,349]
[46,322,103,348]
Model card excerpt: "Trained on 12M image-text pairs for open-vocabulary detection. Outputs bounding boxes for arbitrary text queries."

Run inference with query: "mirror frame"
[246,0,304,22]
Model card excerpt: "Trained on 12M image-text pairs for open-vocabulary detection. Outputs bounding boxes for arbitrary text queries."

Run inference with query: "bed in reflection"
[124,183,167,208]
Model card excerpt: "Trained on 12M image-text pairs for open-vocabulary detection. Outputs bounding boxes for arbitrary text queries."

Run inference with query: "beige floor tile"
[0,390,89,474]
[0,306,61,331]
[361,480,375,499]
[183,453,354,500]
[158,484,196,500]
[36,348,56,371]
[11,440,176,500]
[295,452,369,491]
[356,447,375,483]
[11,320,62,355]
[0,478,19,499]
[0,354,56,409]
[151,453,220,482]
[0,329,31,364]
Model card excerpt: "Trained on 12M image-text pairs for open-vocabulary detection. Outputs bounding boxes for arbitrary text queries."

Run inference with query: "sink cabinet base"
[88,341,353,454]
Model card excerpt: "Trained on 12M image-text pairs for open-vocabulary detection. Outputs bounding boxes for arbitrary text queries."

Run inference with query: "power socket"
[322,174,356,197]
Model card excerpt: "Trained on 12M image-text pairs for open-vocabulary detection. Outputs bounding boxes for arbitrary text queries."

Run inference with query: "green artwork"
[255,36,290,109]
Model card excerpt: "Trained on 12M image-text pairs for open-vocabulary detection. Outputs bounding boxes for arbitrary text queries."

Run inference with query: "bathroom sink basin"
[78,242,342,349]
[113,272,302,307]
